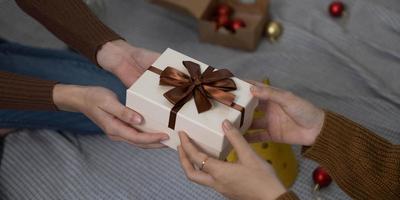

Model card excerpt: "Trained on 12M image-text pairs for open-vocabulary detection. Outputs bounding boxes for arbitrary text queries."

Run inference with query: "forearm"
[15,0,121,63]
[303,111,400,199]
[53,84,86,112]
[0,70,57,110]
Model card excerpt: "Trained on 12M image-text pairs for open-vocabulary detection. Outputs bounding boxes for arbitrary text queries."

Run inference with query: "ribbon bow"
[160,61,237,114]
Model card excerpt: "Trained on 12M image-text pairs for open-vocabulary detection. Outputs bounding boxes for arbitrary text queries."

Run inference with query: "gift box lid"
[127,48,258,151]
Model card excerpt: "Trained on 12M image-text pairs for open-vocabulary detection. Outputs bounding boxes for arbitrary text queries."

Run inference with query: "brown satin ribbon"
[148,61,245,130]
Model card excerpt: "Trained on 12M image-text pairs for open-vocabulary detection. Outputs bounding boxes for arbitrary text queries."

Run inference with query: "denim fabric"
[0,41,126,134]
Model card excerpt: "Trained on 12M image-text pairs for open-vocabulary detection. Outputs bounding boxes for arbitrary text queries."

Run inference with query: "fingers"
[250,84,325,128]
[108,135,167,148]
[96,108,168,145]
[250,101,284,129]
[178,132,220,173]
[222,120,256,161]
[250,85,294,107]
[178,145,214,187]
[244,131,272,143]
[96,94,169,144]
[116,124,168,144]
[101,96,143,125]
[250,118,267,129]
[132,143,167,149]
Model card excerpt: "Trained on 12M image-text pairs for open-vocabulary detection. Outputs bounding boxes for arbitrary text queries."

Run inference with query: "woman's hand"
[96,39,159,87]
[247,82,325,146]
[178,120,286,200]
[53,84,168,148]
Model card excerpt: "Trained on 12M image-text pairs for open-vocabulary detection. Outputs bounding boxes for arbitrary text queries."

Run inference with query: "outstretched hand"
[247,82,325,146]
[178,120,286,200]
[54,84,168,148]
[97,39,160,87]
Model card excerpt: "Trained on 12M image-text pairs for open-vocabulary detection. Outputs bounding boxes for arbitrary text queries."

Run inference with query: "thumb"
[250,84,294,108]
[222,120,256,162]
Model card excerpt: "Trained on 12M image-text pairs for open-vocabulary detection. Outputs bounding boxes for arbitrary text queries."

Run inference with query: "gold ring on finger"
[199,156,208,171]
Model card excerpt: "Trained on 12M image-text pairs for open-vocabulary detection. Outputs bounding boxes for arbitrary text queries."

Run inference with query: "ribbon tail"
[203,85,245,128]
[168,93,193,130]
[163,85,195,105]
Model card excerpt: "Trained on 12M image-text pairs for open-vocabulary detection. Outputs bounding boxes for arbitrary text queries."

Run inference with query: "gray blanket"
[1,0,399,199]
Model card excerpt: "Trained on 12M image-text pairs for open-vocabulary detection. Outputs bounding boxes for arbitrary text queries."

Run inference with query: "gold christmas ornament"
[266,21,283,42]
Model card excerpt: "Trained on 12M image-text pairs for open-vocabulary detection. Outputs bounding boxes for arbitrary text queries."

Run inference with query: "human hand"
[53,84,168,148]
[247,82,325,146]
[97,39,160,87]
[178,120,286,200]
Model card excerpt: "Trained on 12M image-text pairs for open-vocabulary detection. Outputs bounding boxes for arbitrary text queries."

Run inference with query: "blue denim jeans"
[0,41,126,134]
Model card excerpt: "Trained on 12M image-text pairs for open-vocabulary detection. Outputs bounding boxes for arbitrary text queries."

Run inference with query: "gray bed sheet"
[1,0,399,199]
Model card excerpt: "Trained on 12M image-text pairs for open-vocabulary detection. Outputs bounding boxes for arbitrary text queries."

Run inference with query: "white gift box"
[126,48,258,159]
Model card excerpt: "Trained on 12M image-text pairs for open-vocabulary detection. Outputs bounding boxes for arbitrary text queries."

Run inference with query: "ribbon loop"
[160,67,191,87]
[160,61,237,114]
[151,60,245,130]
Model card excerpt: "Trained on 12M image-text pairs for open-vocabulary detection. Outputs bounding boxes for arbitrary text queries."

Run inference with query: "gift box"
[150,0,269,51]
[126,48,258,159]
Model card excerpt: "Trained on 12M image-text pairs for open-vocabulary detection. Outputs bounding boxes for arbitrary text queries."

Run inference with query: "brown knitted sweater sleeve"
[15,0,122,63]
[0,71,58,110]
[1,0,122,110]
[302,111,400,199]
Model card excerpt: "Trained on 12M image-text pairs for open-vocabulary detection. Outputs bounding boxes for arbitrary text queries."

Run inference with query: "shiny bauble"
[229,18,246,33]
[266,21,283,42]
[312,166,332,189]
[329,1,345,18]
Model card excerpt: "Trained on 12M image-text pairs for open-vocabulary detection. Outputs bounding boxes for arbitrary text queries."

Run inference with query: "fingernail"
[132,116,142,124]
[222,120,232,132]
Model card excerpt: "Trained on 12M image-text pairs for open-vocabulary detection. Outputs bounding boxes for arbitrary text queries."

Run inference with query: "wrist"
[309,110,326,145]
[259,179,286,200]
[53,84,87,112]
[268,185,287,200]
[96,39,130,72]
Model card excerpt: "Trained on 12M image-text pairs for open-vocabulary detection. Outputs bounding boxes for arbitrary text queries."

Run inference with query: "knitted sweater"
[1,1,399,199]
[0,0,120,110]
[277,111,400,200]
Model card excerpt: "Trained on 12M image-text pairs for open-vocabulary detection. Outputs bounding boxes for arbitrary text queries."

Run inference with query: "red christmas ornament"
[329,1,345,18]
[312,166,332,189]
[215,14,230,30]
[229,18,246,32]
[216,4,232,17]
